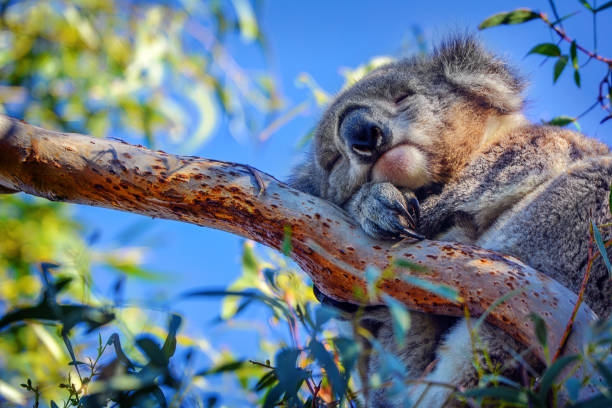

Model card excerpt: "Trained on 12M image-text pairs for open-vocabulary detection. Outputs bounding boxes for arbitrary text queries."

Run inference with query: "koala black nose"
[340,109,388,159]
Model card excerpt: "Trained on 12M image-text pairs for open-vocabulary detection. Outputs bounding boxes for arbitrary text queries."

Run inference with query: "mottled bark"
[0,114,597,373]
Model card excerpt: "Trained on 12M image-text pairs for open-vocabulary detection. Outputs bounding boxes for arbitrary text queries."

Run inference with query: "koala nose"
[340,109,389,159]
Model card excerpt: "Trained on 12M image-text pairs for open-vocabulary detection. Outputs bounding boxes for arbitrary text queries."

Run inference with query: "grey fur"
[289,37,612,407]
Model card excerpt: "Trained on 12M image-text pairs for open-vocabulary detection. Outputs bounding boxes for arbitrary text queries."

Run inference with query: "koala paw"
[347,182,424,241]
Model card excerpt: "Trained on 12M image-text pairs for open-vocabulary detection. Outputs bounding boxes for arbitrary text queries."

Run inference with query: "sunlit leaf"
[478,9,540,29]
[546,116,576,127]
[570,41,579,69]
[231,0,259,43]
[578,0,593,11]
[365,265,381,301]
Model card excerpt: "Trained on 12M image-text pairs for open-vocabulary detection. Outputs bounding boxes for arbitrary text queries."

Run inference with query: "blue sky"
[74,0,612,360]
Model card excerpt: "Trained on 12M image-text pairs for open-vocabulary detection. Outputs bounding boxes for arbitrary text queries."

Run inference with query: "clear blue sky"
[74,0,612,362]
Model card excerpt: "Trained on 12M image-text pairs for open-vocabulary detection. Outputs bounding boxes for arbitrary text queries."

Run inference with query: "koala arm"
[344,182,423,241]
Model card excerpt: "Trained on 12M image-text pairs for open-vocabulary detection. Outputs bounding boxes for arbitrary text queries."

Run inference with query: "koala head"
[301,37,526,205]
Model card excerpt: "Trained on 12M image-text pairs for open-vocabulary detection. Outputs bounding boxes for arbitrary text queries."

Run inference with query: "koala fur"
[289,37,612,407]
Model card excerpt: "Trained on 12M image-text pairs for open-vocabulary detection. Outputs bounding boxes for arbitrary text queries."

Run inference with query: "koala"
[289,37,612,407]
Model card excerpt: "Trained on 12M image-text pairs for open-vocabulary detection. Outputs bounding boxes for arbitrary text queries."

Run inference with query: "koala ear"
[433,37,525,113]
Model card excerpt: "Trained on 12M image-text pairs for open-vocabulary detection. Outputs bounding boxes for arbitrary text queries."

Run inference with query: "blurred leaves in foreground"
[0,0,283,150]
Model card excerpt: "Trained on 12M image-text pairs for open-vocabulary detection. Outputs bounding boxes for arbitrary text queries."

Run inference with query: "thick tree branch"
[0,115,598,372]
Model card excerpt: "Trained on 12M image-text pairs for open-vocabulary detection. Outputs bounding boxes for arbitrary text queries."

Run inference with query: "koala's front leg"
[346,182,424,241]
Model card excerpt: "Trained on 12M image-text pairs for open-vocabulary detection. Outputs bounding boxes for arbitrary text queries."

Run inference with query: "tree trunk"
[0,114,597,375]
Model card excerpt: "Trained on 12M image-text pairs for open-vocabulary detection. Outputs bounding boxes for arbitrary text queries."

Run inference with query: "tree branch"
[0,114,598,374]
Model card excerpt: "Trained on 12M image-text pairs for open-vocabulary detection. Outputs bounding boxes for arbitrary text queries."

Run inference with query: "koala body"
[290,37,612,407]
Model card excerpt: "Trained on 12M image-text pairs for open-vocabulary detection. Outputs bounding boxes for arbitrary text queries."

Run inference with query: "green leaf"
[309,339,345,400]
[196,360,247,376]
[263,383,284,408]
[255,371,278,391]
[314,305,338,330]
[609,183,612,216]
[382,294,411,347]
[269,348,308,407]
[595,0,612,11]
[478,9,540,29]
[529,313,548,348]
[282,225,292,256]
[107,333,136,370]
[546,116,576,127]
[527,43,561,57]
[570,41,578,69]
[161,314,182,359]
[592,220,612,278]
[136,337,167,366]
[574,70,581,87]
[550,11,581,25]
[463,386,528,403]
[365,265,381,301]
[394,258,429,273]
[401,275,461,302]
[537,355,579,399]
[334,336,360,374]
[231,0,259,43]
[553,55,568,83]
[578,0,593,10]
[242,242,259,277]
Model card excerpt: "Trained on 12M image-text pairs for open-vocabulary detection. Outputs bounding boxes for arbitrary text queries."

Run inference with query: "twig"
[552,232,595,362]
[539,12,612,65]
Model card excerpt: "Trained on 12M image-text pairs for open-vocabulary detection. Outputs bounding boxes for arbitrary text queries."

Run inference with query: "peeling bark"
[0,114,598,375]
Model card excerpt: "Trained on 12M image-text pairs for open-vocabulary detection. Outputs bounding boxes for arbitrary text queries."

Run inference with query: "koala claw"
[350,183,424,241]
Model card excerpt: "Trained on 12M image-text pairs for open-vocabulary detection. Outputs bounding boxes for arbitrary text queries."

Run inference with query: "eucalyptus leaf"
[527,43,561,57]
[595,0,612,12]
[570,41,578,69]
[537,355,579,399]
[546,116,575,127]
[478,9,540,29]
[592,220,612,278]
[554,55,568,82]
[463,386,528,403]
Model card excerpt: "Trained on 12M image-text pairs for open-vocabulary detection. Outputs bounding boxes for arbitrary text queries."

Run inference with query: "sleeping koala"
[289,37,612,407]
